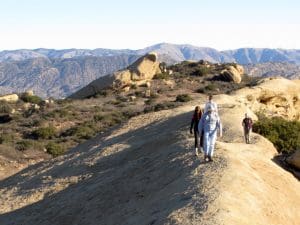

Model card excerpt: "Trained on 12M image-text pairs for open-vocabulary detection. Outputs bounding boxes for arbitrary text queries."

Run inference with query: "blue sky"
[0,0,299,50]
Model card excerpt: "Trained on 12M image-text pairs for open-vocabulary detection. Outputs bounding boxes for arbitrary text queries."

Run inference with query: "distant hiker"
[242,113,253,144]
[204,95,218,114]
[198,105,222,162]
[190,106,203,156]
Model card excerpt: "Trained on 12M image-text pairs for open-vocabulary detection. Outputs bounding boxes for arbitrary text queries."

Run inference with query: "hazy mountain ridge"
[0,55,139,98]
[1,43,300,64]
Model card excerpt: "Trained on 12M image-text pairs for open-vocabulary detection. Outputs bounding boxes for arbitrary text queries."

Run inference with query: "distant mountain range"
[1,43,300,98]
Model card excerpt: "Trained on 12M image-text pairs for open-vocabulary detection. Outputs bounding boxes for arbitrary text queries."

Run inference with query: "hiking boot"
[208,156,213,162]
[195,148,199,156]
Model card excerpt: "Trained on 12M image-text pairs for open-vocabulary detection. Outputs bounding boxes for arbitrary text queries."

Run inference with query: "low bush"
[32,126,57,139]
[176,94,192,102]
[21,95,43,105]
[197,84,218,94]
[0,133,15,144]
[46,142,65,157]
[144,102,177,113]
[191,67,211,76]
[253,116,300,154]
[66,125,96,140]
[93,114,105,122]
[153,73,170,80]
[0,102,13,114]
[16,140,33,151]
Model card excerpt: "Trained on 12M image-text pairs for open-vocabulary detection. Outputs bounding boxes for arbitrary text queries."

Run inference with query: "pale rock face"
[163,80,175,89]
[22,103,32,111]
[70,53,161,99]
[113,70,132,88]
[234,77,300,120]
[25,90,34,96]
[287,150,300,169]
[129,96,136,101]
[128,52,161,81]
[220,65,244,83]
[122,86,130,92]
[144,89,151,98]
[0,94,19,103]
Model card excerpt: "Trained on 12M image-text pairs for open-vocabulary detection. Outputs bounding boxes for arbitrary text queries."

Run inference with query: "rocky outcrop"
[233,77,300,120]
[70,53,162,99]
[219,65,244,83]
[0,94,19,102]
[287,150,300,170]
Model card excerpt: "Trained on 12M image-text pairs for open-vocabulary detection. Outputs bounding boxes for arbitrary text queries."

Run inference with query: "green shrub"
[94,114,105,122]
[21,95,43,104]
[191,67,211,76]
[153,73,170,80]
[16,140,33,151]
[176,94,192,102]
[253,116,300,154]
[197,84,218,94]
[65,122,98,140]
[0,101,13,114]
[32,126,57,139]
[144,102,177,113]
[0,133,15,144]
[46,142,64,157]
[46,108,72,119]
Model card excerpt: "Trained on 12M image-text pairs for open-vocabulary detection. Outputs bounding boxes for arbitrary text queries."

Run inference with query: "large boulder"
[0,94,19,103]
[25,90,34,96]
[234,78,300,120]
[286,150,300,170]
[112,52,161,88]
[70,53,161,99]
[219,65,244,83]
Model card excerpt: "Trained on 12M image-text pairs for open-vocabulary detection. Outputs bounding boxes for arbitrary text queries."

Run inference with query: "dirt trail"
[0,89,299,224]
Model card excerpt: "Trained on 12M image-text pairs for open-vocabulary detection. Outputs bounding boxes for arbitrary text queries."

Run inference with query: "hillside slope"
[0,55,139,98]
[0,81,299,224]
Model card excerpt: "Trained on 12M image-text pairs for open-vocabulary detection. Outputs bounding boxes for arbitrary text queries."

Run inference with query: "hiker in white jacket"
[198,105,222,162]
[204,95,218,114]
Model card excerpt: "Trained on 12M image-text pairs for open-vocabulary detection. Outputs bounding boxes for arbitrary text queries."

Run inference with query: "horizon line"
[1,42,300,52]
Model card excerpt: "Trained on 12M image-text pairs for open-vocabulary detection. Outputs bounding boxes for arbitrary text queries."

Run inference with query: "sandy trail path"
[0,94,299,225]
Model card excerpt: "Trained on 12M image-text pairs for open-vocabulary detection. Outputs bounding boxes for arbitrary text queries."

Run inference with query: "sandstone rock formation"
[70,53,161,99]
[287,150,300,170]
[25,90,34,96]
[219,65,244,83]
[0,94,19,102]
[233,77,300,120]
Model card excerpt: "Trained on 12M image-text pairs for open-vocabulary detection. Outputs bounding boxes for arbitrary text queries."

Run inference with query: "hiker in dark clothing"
[190,106,203,156]
[242,113,253,144]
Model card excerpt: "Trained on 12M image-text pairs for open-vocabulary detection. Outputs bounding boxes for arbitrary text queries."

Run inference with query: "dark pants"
[194,128,203,148]
[244,128,251,144]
